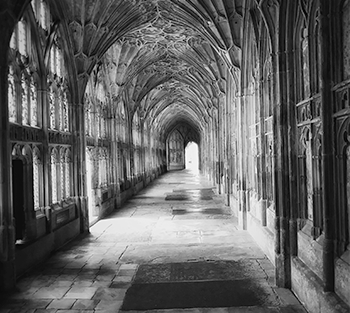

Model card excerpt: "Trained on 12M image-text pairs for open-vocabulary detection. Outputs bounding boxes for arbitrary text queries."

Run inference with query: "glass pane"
[51,151,57,203]
[8,67,17,123]
[30,77,37,126]
[65,158,70,197]
[63,91,69,131]
[33,150,40,208]
[18,20,27,56]
[60,152,65,198]
[21,74,29,125]
[49,87,55,129]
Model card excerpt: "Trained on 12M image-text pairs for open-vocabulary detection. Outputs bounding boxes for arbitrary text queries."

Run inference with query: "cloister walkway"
[0,170,307,313]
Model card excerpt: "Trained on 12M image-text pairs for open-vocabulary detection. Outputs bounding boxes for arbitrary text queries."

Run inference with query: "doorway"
[12,159,26,242]
[167,130,185,171]
[185,142,199,172]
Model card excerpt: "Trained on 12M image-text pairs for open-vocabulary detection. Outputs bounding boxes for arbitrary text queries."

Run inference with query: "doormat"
[121,261,276,310]
[172,207,230,216]
[121,279,270,310]
[165,194,190,201]
[133,260,264,283]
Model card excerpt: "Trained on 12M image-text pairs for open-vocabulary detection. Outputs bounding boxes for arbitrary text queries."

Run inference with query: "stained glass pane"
[10,28,17,50]
[51,151,57,203]
[56,48,62,77]
[301,27,310,98]
[85,107,90,135]
[49,88,55,129]
[31,0,38,20]
[40,0,47,30]
[30,78,37,126]
[21,74,29,125]
[97,113,101,138]
[65,154,70,197]
[60,152,65,198]
[58,90,63,130]
[18,20,27,56]
[8,68,17,123]
[33,150,40,208]
[63,91,69,131]
[306,141,313,221]
[50,46,55,73]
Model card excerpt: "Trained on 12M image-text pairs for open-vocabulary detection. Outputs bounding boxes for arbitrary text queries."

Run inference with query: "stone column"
[274,32,292,288]
[0,11,16,291]
[73,99,88,233]
[319,0,335,292]
[237,93,247,230]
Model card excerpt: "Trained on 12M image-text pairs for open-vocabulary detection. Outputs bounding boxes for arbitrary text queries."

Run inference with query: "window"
[50,148,58,203]
[33,148,41,209]
[48,39,69,132]
[8,16,39,127]
[18,20,28,57]
[60,148,71,199]
[301,25,310,99]
[8,66,17,123]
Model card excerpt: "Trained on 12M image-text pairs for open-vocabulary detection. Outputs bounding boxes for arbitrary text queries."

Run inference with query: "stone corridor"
[0,170,307,313]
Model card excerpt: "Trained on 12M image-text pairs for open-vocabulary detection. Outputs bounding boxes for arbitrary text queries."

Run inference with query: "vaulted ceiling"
[55,0,244,142]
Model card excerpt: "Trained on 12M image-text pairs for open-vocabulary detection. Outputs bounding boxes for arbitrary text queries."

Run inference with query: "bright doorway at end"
[185,142,199,172]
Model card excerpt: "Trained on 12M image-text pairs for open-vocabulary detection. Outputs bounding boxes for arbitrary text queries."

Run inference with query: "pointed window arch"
[48,35,70,132]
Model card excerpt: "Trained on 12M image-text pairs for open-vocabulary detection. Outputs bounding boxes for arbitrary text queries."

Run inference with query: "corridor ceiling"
[57,0,244,141]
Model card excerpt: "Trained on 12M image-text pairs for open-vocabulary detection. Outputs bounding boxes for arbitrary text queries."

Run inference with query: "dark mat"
[165,194,213,201]
[121,279,272,310]
[172,208,230,215]
[134,261,265,283]
[165,194,191,201]
[174,188,214,192]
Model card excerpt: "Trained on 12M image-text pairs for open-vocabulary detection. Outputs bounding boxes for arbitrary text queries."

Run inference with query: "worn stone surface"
[0,170,307,313]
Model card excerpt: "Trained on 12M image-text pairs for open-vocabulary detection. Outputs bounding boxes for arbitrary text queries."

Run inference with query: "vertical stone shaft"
[319,0,335,292]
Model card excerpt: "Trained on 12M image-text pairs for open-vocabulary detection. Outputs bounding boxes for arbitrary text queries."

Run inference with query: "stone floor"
[0,170,308,313]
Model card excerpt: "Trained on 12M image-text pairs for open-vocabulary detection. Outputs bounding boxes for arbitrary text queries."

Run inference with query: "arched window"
[8,14,39,127]
[48,36,69,132]
[31,0,50,30]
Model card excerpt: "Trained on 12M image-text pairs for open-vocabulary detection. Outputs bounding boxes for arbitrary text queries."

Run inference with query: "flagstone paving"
[0,170,307,313]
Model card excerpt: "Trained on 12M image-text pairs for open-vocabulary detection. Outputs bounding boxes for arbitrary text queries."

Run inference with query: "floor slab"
[0,170,307,313]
